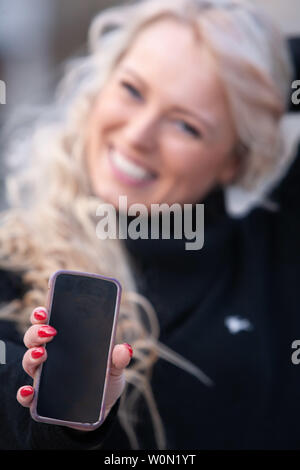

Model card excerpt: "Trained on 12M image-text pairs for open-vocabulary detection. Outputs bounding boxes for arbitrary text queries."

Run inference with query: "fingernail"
[20,386,34,397]
[33,308,47,321]
[31,347,45,359]
[124,343,133,358]
[38,325,57,338]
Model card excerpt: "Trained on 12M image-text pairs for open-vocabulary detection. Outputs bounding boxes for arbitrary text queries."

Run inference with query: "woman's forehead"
[117,18,227,124]
[124,17,203,72]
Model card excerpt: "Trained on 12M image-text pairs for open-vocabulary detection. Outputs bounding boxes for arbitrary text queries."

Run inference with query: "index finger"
[30,307,48,325]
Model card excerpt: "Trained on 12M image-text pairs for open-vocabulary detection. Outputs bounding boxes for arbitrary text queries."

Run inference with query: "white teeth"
[110,149,153,180]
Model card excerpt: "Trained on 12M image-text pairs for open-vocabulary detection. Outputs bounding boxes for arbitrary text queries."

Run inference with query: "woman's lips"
[108,146,157,187]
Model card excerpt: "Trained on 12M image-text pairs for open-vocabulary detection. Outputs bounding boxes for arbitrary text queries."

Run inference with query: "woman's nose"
[122,109,159,152]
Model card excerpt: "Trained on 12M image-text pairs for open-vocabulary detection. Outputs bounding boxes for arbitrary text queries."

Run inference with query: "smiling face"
[85,17,240,209]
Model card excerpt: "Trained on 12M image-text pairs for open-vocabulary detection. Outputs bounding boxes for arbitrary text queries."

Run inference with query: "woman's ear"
[218,142,246,185]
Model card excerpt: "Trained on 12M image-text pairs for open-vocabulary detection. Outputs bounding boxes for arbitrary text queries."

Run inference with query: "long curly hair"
[0,0,294,449]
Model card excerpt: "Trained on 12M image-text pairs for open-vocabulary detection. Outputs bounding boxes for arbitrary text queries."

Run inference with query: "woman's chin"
[92,177,161,210]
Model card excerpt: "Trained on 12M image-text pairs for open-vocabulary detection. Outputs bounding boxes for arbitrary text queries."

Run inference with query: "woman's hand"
[16,306,133,427]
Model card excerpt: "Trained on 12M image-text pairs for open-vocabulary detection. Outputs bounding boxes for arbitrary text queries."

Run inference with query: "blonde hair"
[0,0,294,449]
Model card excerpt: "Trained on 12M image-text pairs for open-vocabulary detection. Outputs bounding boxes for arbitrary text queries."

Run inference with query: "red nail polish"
[20,386,34,397]
[33,308,47,321]
[38,325,57,338]
[31,347,45,359]
[124,343,133,358]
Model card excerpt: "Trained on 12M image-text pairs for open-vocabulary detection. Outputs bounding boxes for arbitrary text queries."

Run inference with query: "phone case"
[30,269,122,431]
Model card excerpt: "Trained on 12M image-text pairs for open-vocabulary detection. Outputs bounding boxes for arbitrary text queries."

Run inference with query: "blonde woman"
[0,0,299,450]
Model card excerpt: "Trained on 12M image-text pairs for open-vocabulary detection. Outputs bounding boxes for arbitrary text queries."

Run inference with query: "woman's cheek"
[96,101,131,132]
[165,151,205,178]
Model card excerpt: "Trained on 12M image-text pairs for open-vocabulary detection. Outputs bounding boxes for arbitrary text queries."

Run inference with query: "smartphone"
[30,269,122,430]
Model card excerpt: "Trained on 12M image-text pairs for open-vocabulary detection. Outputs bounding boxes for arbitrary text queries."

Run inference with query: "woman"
[0,0,299,450]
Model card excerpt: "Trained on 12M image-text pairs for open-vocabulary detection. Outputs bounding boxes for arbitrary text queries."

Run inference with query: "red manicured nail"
[31,347,45,359]
[33,308,47,321]
[20,386,34,397]
[38,325,57,338]
[124,343,133,358]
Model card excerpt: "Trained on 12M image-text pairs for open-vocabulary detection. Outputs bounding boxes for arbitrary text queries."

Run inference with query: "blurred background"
[0,0,299,205]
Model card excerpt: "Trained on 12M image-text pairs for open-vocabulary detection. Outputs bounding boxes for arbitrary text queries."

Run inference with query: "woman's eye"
[176,120,202,139]
[121,81,142,100]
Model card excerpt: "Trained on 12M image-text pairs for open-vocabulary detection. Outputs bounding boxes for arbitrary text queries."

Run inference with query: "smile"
[108,146,157,186]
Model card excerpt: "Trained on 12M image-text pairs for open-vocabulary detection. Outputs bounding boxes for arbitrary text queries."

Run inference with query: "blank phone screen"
[36,273,119,424]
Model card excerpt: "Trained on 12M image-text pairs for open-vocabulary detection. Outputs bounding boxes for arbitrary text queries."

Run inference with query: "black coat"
[0,146,300,450]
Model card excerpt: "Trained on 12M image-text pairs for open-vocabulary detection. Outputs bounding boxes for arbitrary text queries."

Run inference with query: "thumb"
[110,343,133,376]
[104,343,133,415]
